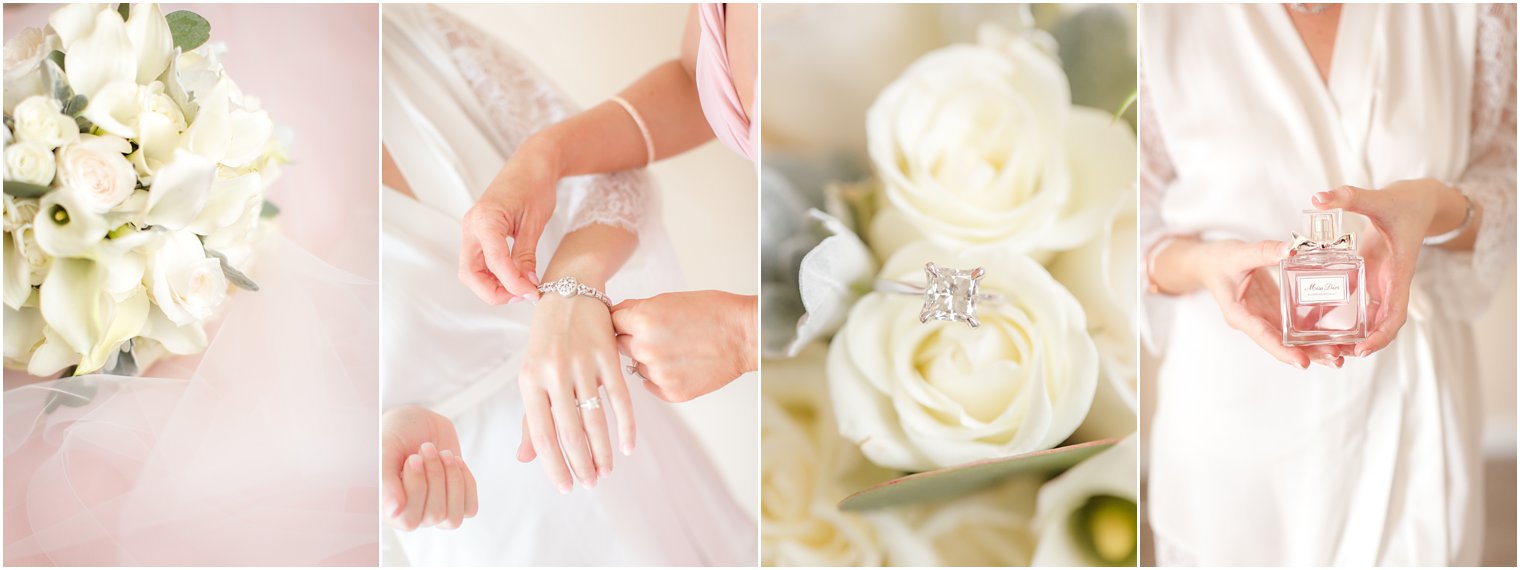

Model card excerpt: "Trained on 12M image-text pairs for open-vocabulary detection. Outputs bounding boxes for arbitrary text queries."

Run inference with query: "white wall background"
[439,1,759,516]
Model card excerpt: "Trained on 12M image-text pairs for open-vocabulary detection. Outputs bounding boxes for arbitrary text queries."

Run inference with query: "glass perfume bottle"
[1280,208,1367,346]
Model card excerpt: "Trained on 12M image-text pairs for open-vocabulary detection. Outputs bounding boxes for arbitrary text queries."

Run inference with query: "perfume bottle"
[1280,208,1367,346]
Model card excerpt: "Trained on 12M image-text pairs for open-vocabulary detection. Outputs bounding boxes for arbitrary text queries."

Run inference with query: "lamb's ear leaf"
[205,248,259,291]
[4,181,52,198]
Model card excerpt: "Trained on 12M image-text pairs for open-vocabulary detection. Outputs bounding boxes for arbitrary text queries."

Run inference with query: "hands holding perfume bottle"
[1309,180,1478,357]
[1149,179,1476,368]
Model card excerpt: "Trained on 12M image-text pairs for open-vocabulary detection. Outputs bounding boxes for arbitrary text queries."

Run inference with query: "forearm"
[1148,235,1212,295]
[541,224,639,291]
[528,61,713,179]
[734,293,759,373]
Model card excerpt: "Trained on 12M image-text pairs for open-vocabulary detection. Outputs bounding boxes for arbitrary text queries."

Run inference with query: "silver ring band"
[576,396,602,411]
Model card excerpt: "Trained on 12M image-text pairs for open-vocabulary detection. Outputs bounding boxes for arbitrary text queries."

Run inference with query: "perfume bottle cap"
[1302,208,1343,243]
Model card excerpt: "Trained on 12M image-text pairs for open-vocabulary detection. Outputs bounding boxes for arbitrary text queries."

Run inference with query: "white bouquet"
[3,3,285,377]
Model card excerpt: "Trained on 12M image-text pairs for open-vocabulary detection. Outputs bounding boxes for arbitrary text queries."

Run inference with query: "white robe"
[1140,4,1515,565]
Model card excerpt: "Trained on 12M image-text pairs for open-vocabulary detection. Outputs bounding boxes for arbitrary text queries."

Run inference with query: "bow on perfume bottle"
[1289,209,1356,254]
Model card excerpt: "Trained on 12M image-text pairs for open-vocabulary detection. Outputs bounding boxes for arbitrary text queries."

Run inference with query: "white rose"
[1030,434,1138,566]
[828,240,1098,471]
[33,187,109,258]
[3,27,60,114]
[3,194,40,232]
[866,24,1137,254]
[762,344,937,567]
[1051,206,1139,442]
[148,230,227,326]
[4,141,57,186]
[12,95,80,150]
[56,134,136,214]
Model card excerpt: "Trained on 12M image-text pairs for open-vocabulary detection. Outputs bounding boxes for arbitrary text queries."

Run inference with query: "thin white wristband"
[610,96,655,167]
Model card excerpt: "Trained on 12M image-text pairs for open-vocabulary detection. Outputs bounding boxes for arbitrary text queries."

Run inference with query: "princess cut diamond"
[919,262,986,328]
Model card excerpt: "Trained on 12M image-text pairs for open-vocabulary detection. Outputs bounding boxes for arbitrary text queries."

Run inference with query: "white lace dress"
[380,5,755,565]
[1140,4,1515,565]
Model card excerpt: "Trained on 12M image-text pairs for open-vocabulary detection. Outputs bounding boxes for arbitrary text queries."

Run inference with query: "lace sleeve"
[1137,65,1184,351]
[429,6,649,233]
[1422,4,1517,319]
[1458,4,1517,289]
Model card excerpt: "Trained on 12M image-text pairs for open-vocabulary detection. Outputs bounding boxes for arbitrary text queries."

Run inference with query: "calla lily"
[188,171,260,234]
[27,326,81,377]
[140,303,208,355]
[65,8,137,101]
[125,3,173,85]
[47,3,105,50]
[144,150,215,230]
[3,232,31,308]
[33,189,110,258]
[1030,434,1139,567]
[38,257,149,375]
[3,305,45,367]
[80,80,141,138]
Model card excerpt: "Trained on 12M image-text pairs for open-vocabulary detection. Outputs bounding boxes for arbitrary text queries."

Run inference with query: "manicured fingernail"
[621,443,633,456]
[1313,191,1332,205]
[440,449,454,463]
[1356,347,1369,357]
[421,442,438,458]
[558,481,572,495]
[507,297,523,305]
[383,495,398,516]
[406,454,422,471]
[529,272,540,286]
[599,466,611,477]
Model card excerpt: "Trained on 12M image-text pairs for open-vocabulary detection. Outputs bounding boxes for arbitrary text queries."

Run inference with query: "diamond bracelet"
[537,276,612,307]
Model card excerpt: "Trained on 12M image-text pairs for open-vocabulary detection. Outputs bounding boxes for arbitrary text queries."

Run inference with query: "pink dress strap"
[694,3,755,162]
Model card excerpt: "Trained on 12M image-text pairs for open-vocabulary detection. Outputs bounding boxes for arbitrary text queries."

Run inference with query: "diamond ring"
[875,262,1002,328]
[624,362,642,378]
[576,396,602,411]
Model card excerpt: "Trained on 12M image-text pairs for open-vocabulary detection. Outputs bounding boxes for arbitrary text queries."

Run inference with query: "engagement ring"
[576,396,602,411]
[875,262,1001,328]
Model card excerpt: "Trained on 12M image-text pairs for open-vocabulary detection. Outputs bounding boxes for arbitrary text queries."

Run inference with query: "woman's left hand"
[1311,180,1465,357]
[515,291,636,493]
[611,291,758,402]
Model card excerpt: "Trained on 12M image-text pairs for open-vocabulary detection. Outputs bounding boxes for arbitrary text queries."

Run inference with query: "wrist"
[734,294,759,373]
[1422,179,1469,238]
[518,131,566,182]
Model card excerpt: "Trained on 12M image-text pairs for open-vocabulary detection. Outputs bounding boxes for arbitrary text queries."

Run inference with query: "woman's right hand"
[459,139,561,305]
[515,290,636,493]
[1180,239,1344,369]
[381,405,479,531]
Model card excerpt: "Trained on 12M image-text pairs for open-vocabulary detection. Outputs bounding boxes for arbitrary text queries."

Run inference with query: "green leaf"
[4,181,52,198]
[260,200,280,218]
[1112,91,1137,125]
[206,248,259,291]
[101,340,138,376]
[42,373,98,413]
[74,115,94,134]
[46,50,65,72]
[165,11,211,52]
[837,438,1119,511]
[62,93,87,117]
[45,59,74,104]
[116,3,130,22]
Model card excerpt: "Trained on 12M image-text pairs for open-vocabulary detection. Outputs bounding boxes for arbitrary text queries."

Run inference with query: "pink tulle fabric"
[3,4,379,565]
[695,3,755,162]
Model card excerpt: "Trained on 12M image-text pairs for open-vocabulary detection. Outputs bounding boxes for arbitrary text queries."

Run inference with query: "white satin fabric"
[381,5,755,566]
[1140,4,1515,566]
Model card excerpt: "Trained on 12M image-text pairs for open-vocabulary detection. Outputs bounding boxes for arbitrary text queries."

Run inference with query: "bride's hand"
[1310,181,1462,358]
[611,291,757,402]
[459,140,560,305]
[516,290,635,492]
[381,405,479,531]
[1191,239,1343,368]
